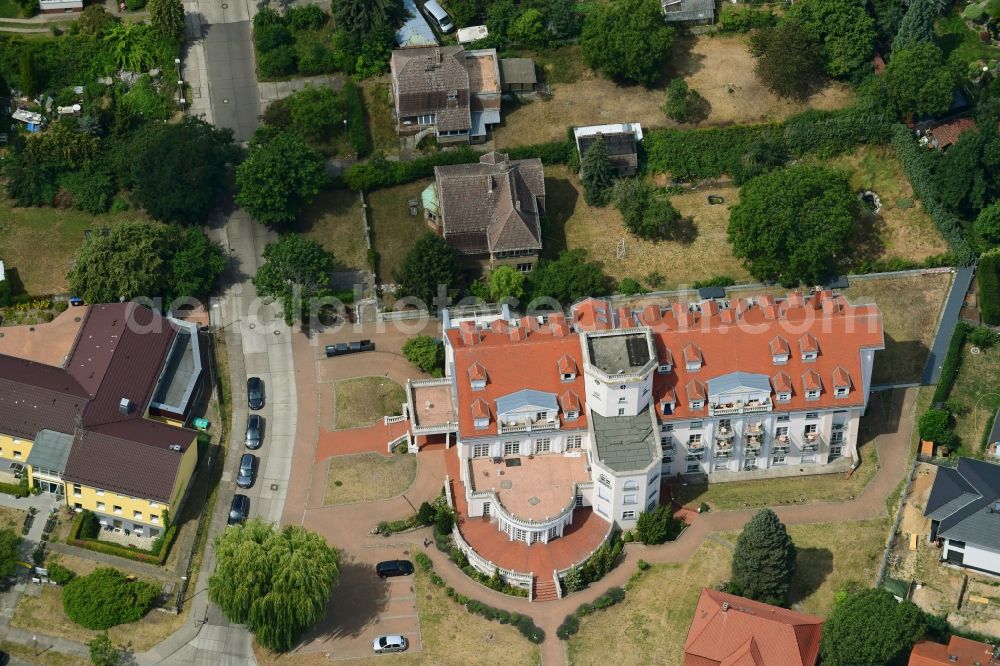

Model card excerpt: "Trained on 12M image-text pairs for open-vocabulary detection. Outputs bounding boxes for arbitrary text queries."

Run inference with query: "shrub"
[434,509,454,535]
[635,505,679,545]
[968,326,1000,349]
[720,3,776,32]
[557,613,580,639]
[919,408,952,443]
[414,552,433,571]
[979,252,1000,325]
[340,81,370,157]
[637,559,651,571]
[417,501,436,525]
[48,563,76,585]
[932,322,970,403]
[0,481,29,499]
[62,568,160,629]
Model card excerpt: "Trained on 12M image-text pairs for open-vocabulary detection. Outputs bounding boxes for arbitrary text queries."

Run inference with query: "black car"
[236,454,257,488]
[245,414,263,450]
[228,494,249,526]
[376,559,414,578]
[325,339,375,357]
[247,377,265,410]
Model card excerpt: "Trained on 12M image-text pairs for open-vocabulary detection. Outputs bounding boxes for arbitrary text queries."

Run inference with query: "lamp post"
[32,635,37,656]
[343,118,347,136]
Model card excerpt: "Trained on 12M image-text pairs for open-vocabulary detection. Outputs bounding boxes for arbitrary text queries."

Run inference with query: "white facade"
[942,539,1000,576]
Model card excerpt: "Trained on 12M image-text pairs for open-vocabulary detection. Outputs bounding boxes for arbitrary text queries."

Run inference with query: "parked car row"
[230,376,267,527]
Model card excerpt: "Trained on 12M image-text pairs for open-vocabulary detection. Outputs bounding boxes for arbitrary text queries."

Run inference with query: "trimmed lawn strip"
[567,519,888,664]
[323,452,417,505]
[254,556,541,666]
[360,77,398,155]
[945,343,1000,454]
[842,273,953,386]
[296,189,367,272]
[366,180,433,284]
[333,376,406,429]
[674,440,878,511]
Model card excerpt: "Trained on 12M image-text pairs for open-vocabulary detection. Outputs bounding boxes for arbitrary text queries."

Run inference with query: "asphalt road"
[203,21,259,142]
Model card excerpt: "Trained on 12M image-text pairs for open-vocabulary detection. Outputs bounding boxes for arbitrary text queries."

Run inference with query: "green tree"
[0,529,20,579]
[78,5,118,36]
[63,568,160,630]
[103,22,157,71]
[728,508,797,606]
[728,165,857,285]
[68,222,173,302]
[392,233,463,310]
[918,408,953,443]
[18,51,39,96]
[894,0,947,48]
[235,132,327,226]
[171,227,226,299]
[528,249,610,303]
[662,79,709,123]
[487,265,525,302]
[617,277,646,295]
[634,506,676,545]
[331,0,402,35]
[148,0,185,42]
[581,136,614,206]
[402,335,445,376]
[510,8,547,48]
[581,0,674,86]
[445,0,480,27]
[975,201,1000,245]
[209,519,340,653]
[882,43,955,118]
[130,118,238,224]
[613,179,682,240]
[282,85,346,142]
[548,0,583,39]
[786,0,875,77]
[252,234,335,325]
[748,20,825,102]
[821,588,927,665]
[88,632,120,666]
[933,127,1000,215]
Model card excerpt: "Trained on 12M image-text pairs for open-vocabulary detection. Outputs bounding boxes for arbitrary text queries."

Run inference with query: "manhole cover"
[528,496,541,506]
[500,480,512,490]
[273,330,280,336]
[270,483,279,491]
[248,323,255,329]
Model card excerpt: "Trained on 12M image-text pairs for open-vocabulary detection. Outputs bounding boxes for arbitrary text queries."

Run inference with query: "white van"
[423,0,455,33]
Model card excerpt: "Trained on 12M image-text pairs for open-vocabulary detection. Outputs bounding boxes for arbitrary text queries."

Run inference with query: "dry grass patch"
[10,585,185,653]
[493,36,854,148]
[323,452,418,505]
[361,76,398,154]
[808,145,948,265]
[255,558,541,666]
[0,506,26,532]
[545,166,750,287]
[334,376,406,429]
[367,180,434,283]
[843,273,953,385]
[295,190,367,272]
[675,441,879,512]
[0,639,87,666]
[945,342,1000,454]
[568,519,887,663]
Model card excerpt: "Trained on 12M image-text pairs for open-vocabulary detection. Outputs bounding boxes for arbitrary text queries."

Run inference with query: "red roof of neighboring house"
[909,637,998,666]
[684,589,823,666]
[874,53,886,74]
[928,118,977,150]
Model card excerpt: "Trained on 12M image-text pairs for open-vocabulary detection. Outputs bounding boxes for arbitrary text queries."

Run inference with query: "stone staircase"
[532,576,559,602]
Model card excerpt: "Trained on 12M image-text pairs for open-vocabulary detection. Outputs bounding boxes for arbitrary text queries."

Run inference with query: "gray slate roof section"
[926,458,1000,550]
[706,372,772,397]
[926,466,979,519]
[26,429,74,474]
[662,0,714,22]
[500,58,536,85]
[495,389,558,415]
[591,407,658,473]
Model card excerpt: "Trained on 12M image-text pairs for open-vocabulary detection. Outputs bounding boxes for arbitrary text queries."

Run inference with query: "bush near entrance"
[62,568,161,630]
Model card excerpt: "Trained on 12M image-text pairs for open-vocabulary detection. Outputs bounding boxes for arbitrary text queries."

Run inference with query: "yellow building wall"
[168,435,199,509]
[69,484,172,528]
[0,433,34,466]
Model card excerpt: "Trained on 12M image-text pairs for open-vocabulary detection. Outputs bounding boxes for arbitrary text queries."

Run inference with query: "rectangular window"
[561,373,574,382]
[777,414,790,422]
[418,113,435,125]
[96,502,105,511]
[73,503,82,510]
[623,493,638,505]
[658,364,671,373]
[474,417,488,430]
[598,486,610,501]
[598,474,612,488]
[806,412,819,420]
[565,410,579,420]
[778,392,791,402]
[806,390,820,400]
[622,510,636,520]
[691,421,703,430]
[12,451,21,459]
[113,505,122,515]
[73,484,81,497]
[829,446,842,460]
[772,456,786,465]
[835,387,849,397]
[714,460,729,471]
[686,463,700,473]
[831,431,844,444]
[517,263,532,273]
[690,401,703,410]
[661,455,673,464]
[536,438,551,453]
[567,435,582,449]
[660,423,673,432]
[688,434,702,447]
[618,408,626,416]
[504,441,519,456]
[618,396,627,403]
[133,511,142,520]
[151,514,160,524]
[473,443,490,458]
[660,437,673,451]
[96,489,105,497]
[776,426,788,437]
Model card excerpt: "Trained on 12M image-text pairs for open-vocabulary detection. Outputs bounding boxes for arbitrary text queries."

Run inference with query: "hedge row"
[979,251,1000,326]
[341,140,574,192]
[67,512,178,566]
[556,587,626,640]
[0,478,29,498]
[341,81,371,158]
[932,322,971,404]
[891,125,977,265]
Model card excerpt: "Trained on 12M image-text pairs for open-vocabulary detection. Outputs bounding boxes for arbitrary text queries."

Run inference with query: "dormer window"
[835,387,848,397]
[770,336,790,365]
[658,363,672,373]
[565,410,579,420]
[661,400,675,415]
[468,362,488,391]
[777,392,791,403]
[557,354,578,382]
[562,373,575,381]
[806,389,820,401]
[799,334,819,361]
[690,400,703,410]
[832,366,851,398]
[683,343,703,371]
[471,399,490,430]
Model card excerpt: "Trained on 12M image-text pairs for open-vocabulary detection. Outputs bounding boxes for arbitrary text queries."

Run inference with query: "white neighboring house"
[40,0,82,12]
[926,457,1000,575]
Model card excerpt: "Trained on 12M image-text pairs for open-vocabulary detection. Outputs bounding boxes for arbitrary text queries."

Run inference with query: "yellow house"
[0,303,204,538]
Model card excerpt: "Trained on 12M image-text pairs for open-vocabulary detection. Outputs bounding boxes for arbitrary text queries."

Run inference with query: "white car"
[373,635,408,654]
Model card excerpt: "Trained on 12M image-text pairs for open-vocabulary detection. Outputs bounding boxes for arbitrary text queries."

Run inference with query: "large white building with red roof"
[405,291,883,586]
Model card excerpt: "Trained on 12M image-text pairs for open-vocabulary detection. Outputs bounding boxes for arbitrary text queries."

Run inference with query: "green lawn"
[366,180,434,284]
[0,0,23,19]
[937,11,1000,68]
[943,341,1000,455]
[333,376,406,429]
[0,196,145,296]
[295,189,368,272]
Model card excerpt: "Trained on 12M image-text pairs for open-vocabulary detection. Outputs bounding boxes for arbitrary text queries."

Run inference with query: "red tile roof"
[468,362,488,382]
[686,379,707,401]
[909,637,998,666]
[802,369,822,392]
[471,398,490,420]
[832,366,851,389]
[559,390,581,412]
[557,354,578,376]
[798,333,819,354]
[684,589,823,666]
[771,372,792,394]
[928,118,977,150]
[769,336,790,357]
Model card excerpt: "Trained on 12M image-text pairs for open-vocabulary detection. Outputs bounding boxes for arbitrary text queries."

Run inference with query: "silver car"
[236,454,256,489]
[372,635,408,654]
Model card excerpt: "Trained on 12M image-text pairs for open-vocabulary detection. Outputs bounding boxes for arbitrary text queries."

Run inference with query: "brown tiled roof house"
[390,45,501,144]
[425,151,545,273]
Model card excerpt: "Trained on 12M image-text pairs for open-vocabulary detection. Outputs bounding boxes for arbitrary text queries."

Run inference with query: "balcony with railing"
[802,430,824,451]
[709,397,772,416]
[498,415,562,434]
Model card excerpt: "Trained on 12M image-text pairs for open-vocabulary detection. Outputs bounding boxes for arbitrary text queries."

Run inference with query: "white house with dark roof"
[926,457,1000,575]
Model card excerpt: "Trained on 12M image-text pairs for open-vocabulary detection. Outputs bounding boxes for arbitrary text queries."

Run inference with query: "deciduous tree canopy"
[63,568,160,630]
[209,519,340,652]
[821,588,927,665]
[235,132,327,226]
[392,233,464,310]
[402,335,445,376]
[881,43,956,119]
[527,249,610,304]
[785,0,875,77]
[581,0,673,86]
[728,165,858,285]
[748,20,825,102]
[252,234,335,325]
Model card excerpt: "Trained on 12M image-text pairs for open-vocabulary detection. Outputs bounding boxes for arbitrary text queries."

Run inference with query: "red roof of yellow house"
[909,637,997,665]
[684,589,823,666]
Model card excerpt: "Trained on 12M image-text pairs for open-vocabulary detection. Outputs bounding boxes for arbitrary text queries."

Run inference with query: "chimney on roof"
[822,297,841,315]
[721,602,729,612]
[488,175,494,194]
[459,321,479,346]
[119,397,133,416]
[169,444,182,452]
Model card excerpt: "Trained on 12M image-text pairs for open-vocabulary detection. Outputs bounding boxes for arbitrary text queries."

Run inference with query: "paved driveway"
[202,21,259,142]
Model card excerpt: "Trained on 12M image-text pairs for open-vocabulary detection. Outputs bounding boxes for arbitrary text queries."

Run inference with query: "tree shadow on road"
[299,558,390,643]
